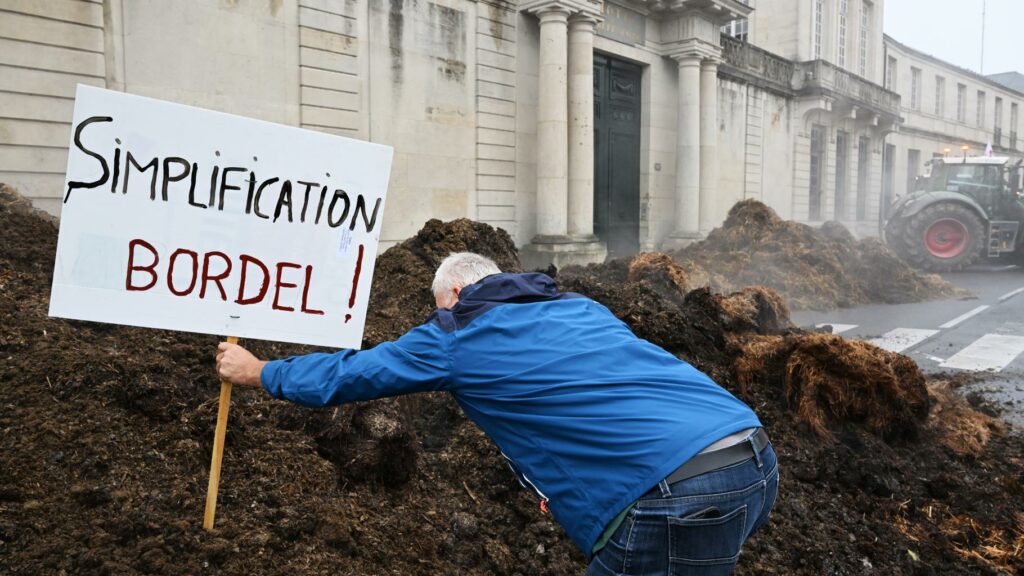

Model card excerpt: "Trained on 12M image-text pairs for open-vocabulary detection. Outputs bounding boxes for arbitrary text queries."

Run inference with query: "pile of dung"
[671,200,967,310]
[731,333,930,441]
[926,379,1007,457]
[2,183,1022,575]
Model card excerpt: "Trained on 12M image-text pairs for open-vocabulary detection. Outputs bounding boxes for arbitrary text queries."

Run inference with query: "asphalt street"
[792,263,1024,431]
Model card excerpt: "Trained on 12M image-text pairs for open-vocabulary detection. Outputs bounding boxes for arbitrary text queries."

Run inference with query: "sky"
[884,0,1023,76]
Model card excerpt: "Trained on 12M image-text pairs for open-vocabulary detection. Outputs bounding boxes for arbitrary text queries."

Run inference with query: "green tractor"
[884,156,1024,271]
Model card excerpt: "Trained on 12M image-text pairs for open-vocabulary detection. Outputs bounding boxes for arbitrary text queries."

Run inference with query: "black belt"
[665,428,770,485]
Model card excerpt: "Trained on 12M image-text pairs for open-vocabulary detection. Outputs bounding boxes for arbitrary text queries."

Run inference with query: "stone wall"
[760,92,796,218]
[715,78,749,224]
[117,0,298,124]
[298,0,365,138]
[475,2,518,239]
[367,0,478,245]
[0,0,107,216]
[514,13,538,245]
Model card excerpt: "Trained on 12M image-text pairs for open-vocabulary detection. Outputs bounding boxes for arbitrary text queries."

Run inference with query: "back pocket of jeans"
[667,505,746,574]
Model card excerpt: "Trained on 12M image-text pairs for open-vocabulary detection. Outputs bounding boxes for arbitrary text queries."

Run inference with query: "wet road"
[792,263,1024,431]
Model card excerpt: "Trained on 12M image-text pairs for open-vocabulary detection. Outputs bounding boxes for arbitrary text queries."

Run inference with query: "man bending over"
[217,252,778,575]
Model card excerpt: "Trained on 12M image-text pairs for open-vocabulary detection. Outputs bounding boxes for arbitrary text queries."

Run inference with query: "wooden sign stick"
[204,335,239,531]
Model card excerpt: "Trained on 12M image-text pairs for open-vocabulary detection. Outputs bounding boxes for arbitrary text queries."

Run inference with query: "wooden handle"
[204,335,238,531]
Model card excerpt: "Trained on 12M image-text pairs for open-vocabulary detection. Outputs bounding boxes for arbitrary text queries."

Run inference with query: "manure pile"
[667,200,967,310]
[2,184,1022,575]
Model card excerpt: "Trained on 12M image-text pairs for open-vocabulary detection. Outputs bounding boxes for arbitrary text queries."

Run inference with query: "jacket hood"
[429,273,570,332]
[458,272,559,304]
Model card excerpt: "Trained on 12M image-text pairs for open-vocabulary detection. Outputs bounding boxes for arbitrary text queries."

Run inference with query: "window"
[935,76,945,117]
[810,125,825,220]
[977,91,986,127]
[814,0,825,59]
[907,149,921,195]
[957,84,967,122]
[857,136,870,220]
[838,0,849,67]
[882,144,896,218]
[859,1,871,77]
[723,19,749,41]
[722,0,750,41]
[1012,103,1019,149]
[995,97,1004,146]
[835,131,849,219]
[910,67,921,110]
[885,56,896,90]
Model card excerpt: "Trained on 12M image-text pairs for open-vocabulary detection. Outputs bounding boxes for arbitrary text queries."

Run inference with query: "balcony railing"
[793,60,901,115]
[720,35,900,118]
[720,34,795,93]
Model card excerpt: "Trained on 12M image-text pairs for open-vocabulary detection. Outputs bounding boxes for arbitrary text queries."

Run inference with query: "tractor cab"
[928,158,1003,192]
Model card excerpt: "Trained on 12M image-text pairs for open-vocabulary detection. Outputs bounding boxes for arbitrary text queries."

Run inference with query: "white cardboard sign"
[49,85,393,349]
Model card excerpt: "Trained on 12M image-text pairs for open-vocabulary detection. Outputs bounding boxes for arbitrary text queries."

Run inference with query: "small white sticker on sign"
[337,227,353,257]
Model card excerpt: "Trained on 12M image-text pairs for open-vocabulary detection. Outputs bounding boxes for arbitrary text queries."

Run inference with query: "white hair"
[432,252,501,298]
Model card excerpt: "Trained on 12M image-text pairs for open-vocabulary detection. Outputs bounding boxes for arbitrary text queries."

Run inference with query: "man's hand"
[216,342,267,388]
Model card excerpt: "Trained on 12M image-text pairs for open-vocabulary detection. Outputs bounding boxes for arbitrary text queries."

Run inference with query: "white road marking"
[938,305,990,329]
[998,286,1024,302]
[923,354,947,363]
[939,334,1024,372]
[994,265,1018,272]
[815,323,858,334]
[868,328,940,353]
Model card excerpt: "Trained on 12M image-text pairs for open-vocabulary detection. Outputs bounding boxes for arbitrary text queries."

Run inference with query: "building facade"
[0,0,1019,265]
[884,36,1024,207]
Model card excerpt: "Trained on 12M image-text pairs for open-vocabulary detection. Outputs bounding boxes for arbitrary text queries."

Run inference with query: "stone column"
[567,15,599,239]
[534,7,572,239]
[670,55,702,240]
[520,1,606,269]
[698,58,719,233]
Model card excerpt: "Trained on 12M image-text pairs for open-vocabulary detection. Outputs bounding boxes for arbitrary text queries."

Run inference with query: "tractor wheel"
[883,218,910,259]
[900,203,984,272]
[1010,246,1024,267]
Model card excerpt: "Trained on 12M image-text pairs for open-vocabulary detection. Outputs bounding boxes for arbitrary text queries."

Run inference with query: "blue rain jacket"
[261,272,762,554]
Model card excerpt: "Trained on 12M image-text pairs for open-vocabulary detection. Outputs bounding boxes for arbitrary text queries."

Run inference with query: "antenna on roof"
[980,0,986,74]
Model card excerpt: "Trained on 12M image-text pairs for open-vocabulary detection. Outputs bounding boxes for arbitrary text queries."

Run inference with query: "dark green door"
[594,54,642,258]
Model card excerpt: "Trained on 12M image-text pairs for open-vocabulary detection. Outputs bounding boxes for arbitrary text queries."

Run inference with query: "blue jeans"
[587,441,778,576]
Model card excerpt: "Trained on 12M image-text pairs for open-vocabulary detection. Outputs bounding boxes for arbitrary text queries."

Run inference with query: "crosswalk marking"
[938,305,990,329]
[938,334,1024,372]
[998,286,1024,302]
[868,328,939,353]
[815,323,858,334]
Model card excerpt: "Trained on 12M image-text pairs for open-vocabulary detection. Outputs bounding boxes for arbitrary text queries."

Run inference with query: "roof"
[934,156,1009,166]
[987,72,1024,94]
[884,35,1024,100]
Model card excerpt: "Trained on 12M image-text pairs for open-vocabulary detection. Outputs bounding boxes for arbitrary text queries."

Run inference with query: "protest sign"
[50,85,393,349]
[49,85,393,530]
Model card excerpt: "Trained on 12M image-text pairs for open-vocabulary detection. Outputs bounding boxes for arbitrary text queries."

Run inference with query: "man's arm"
[217,324,452,407]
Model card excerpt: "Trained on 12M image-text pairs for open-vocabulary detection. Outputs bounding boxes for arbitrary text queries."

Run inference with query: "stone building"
[884,36,1024,205]
[0,0,1020,266]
